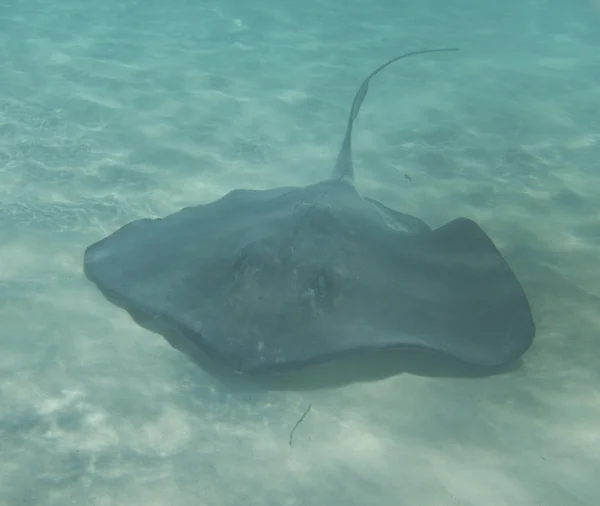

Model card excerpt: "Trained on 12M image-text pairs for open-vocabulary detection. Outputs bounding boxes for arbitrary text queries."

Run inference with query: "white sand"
[1,0,599,504]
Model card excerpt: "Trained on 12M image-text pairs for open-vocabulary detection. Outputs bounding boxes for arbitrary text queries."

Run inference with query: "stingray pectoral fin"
[396,217,535,367]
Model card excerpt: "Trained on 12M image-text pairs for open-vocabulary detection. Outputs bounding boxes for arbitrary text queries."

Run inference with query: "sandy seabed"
[1,0,599,505]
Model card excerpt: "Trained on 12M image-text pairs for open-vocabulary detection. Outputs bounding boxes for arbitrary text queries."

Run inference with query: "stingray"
[83,48,535,375]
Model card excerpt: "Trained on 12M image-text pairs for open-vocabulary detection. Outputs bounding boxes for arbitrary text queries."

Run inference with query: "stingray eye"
[315,270,330,298]
[299,266,334,311]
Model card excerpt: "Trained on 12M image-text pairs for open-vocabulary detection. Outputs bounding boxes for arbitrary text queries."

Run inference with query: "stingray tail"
[331,48,459,183]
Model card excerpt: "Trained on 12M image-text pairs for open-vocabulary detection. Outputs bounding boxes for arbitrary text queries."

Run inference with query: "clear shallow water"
[1,0,599,504]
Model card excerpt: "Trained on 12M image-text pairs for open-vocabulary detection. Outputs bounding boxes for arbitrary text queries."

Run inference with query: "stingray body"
[84,49,535,374]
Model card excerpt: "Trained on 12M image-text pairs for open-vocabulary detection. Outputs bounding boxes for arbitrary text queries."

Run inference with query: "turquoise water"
[1,0,599,504]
